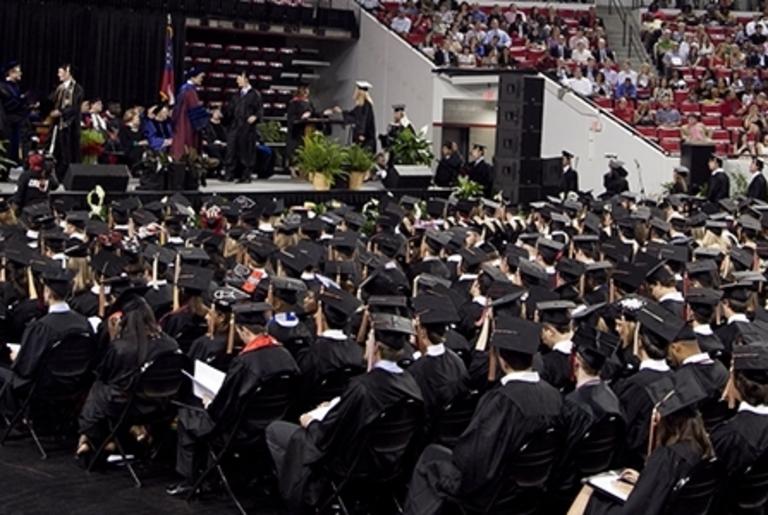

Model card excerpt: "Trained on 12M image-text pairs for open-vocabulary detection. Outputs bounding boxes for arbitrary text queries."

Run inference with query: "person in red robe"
[171,68,208,161]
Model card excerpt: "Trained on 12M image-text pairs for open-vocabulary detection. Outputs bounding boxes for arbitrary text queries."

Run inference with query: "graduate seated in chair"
[403,317,562,515]
[265,314,423,512]
[166,302,299,497]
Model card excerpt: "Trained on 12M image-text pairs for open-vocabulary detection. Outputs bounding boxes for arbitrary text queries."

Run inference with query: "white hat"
[356,80,373,91]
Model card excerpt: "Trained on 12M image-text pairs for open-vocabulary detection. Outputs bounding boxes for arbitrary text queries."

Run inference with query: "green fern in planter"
[0,141,16,177]
[295,131,348,187]
[344,144,375,172]
[454,176,485,200]
[728,170,748,198]
[257,121,286,143]
[390,127,434,166]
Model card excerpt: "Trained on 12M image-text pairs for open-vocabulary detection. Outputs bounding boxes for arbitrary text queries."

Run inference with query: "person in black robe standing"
[48,64,84,179]
[465,144,494,198]
[379,103,414,151]
[433,142,462,188]
[335,81,376,154]
[285,83,315,165]
[706,154,729,203]
[265,314,423,512]
[570,370,714,515]
[0,267,92,416]
[602,159,629,198]
[0,61,30,166]
[746,156,768,200]
[561,149,579,196]
[403,317,562,515]
[167,302,299,496]
[224,71,263,183]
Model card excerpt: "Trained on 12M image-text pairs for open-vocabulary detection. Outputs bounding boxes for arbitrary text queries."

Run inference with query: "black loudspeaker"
[388,165,433,189]
[496,129,523,156]
[521,132,542,159]
[520,158,542,186]
[681,143,715,193]
[541,157,562,187]
[64,164,129,192]
[523,76,545,105]
[522,105,543,131]
[498,74,524,103]
[518,185,543,204]
[493,157,521,200]
[498,102,524,129]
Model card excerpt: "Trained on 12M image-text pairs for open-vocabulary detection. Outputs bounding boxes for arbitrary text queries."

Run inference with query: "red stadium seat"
[658,127,681,139]
[636,126,658,138]
[661,138,682,154]
[674,90,689,105]
[712,129,730,141]
[702,116,722,128]
[594,97,613,109]
[680,102,700,115]
[723,116,743,130]
[715,141,731,155]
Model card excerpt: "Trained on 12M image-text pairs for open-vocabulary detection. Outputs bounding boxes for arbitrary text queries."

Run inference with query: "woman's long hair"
[354,88,373,107]
[67,257,93,295]
[656,410,715,460]
[117,296,160,365]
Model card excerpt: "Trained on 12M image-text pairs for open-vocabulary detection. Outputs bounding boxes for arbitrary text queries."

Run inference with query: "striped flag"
[159,14,175,104]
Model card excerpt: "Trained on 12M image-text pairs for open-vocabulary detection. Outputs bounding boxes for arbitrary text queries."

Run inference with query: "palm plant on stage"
[389,126,434,166]
[295,131,347,191]
[0,140,16,180]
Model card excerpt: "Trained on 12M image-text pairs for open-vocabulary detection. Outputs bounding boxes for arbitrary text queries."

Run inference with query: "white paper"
[7,343,20,362]
[586,471,634,502]
[183,360,226,404]
[307,396,341,423]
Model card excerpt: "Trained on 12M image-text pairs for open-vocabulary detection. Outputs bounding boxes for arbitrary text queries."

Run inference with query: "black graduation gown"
[160,305,207,353]
[677,361,730,429]
[11,169,59,210]
[144,284,173,320]
[466,159,494,198]
[551,381,624,492]
[118,125,147,168]
[1,307,92,414]
[561,166,579,194]
[603,171,629,197]
[613,366,672,470]
[267,317,314,357]
[407,347,470,422]
[747,173,768,200]
[276,367,423,509]
[541,348,574,393]
[585,441,705,515]
[711,409,768,477]
[69,290,99,318]
[434,153,462,187]
[286,96,315,160]
[343,101,376,154]
[403,377,562,515]
[50,81,85,177]
[659,298,684,318]
[0,79,29,162]
[187,334,236,371]
[294,333,365,402]
[707,171,730,203]
[7,298,46,344]
[175,344,300,480]
[457,299,484,341]
[444,329,473,368]
[224,88,263,179]
[78,333,178,442]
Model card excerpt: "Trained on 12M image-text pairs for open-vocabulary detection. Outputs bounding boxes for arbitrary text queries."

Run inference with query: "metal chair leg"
[27,423,48,460]
[113,436,141,488]
[216,462,247,515]
[185,461,218,502]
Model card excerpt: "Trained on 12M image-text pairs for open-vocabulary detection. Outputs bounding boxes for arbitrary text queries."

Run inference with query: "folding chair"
[185,372,298,515]
[320,397,424,515]
[1,331,95,459]
[299,365,365,414]
[87,350,188,487]
[431,390,481,449]
[722,449,768,513]
[663,457,721,515]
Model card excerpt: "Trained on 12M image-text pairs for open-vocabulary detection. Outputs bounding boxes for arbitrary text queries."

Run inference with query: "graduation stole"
[240,334,277,355]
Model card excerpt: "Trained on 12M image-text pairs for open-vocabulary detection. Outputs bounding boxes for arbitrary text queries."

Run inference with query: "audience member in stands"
[592,71,613,98]
[655,97,682,126]
[391,10,412,34]
[434,38,458,66]
[614,97,636,125]
[615,77,638,99]
[571,40,594,64]
[482,18,511,48]
[563,66,593,97]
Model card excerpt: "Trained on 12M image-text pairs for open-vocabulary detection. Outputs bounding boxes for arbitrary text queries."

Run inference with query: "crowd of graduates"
[0,185,767,514]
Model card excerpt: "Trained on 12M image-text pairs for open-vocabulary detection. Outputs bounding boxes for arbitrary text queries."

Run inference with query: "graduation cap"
[276,248,313,275]
[739,215,762,233]
[392,104,406,112]
[536,237,564,261]
[371,313,413,350]
[323,260,358,279]
[573,326,619,371]
[459,247,488,271]
[368,295,408,309]
[65,211,90,229]
[637,302,685,345]
[212,285,250,311]
[320,287,362,319]
[646,367,708,418]
[731,247,754,270]
[64,240,88,258]
[372,231,405,257]
[674,165,690,175]
[233,302,272,326]
[356,80,373,91]
[3,60,19,74]
[585,261,613,274]
[733,344,768,372]
[176,265,214,294]
[644,257,674,284]
[491,317,541,355]
[178,247,210,264]
[490,288,527,309]
[91,251,130,278]
[413,293,460,325]
[536,300,575,326]
[686,259,718,277]
[562,150,574,159]
[572,302,607,325]
[241,235,276,262]
[612,262,646,293]
[722,281,753,302]
[414,273,452,293]
[556,258,585,282]
[649,218,671,234]
[271,276,308,293]
[344,211,366,230]
[142,243,176,267]
[518,259,548,284]
[601,239,633,264]
[40,267,74,298]
[329,231,359,251]
[426,198,448,219]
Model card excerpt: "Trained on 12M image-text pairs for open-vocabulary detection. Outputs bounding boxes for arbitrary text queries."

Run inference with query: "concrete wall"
[540,75,678,194]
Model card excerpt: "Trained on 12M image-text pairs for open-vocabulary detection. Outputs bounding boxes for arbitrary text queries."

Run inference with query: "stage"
[1,172,451,209]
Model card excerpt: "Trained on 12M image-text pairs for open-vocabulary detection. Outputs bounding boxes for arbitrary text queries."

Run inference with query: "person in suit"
[747,157,768,200]
[594,38,615,64]
[549,34,572,60]
[434,142,462,187]
[465,144,494,197]
[223,71,263,183]
[561,150,579,195]
[707,154,730,203]
[434,39,457,67]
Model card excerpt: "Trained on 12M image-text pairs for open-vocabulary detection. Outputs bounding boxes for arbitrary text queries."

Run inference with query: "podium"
[681,142,715,194]
[295,117,353,144]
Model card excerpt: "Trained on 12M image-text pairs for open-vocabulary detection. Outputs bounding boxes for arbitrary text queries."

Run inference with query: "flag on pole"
[159,14,175,105]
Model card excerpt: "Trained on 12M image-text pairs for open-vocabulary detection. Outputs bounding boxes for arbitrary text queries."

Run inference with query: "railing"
[607,0,651,63]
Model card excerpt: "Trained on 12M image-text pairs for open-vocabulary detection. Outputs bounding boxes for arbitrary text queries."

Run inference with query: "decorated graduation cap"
[646,367,707,418]
[371,313,413,350]
[491,317,541,356]
[178,247,210,264]
[573,326,619,371]
[212,285,250,312]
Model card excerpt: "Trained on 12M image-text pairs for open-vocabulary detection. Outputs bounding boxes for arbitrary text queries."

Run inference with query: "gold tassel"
[172,252,181,311]
[226,313,236,354]
[27,267,38,300]
[0,257,6,282]
[98,281,106,318]
[315,299,328,336]
[356,307,370,345]
[152,255,159,285]
[721,356,739,409]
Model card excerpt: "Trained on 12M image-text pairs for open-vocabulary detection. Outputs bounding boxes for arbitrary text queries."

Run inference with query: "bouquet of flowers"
[80,129,106,164]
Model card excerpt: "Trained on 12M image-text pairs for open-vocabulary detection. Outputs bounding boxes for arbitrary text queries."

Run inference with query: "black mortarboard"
[413,293,461,325]
[556,258,585,282]
[491,317,541,355]
[64,241,88,258]
[65,211,90,229]
[320,287,362,317]
[637,302,685,344]
[459,247,487,270]
[233,302,272,326]
[731,247,754,270]
[91,252,130,278]
[371,313,413,350]
[271,276,308,293]
[600,239,633,264]
[585,261,613,274]
[562,150,574,159]
[392,103,406,112]
[41,267,74,298]
[686,259,718,277]
[323,260,358,278]
[646,367,707,418]
[212,285,249,311]
[176,265,214,294]
[573,326,619,371]
[739,215,762,233]
[685,287,722,307]
[427,198,448,219]
[518,259,548,283]
[329,231,359,251]
[536,300,575,325]
[276,248,312,274]
[424,230,452,252]
[178,247,210,264]
[733,344,768,372]
[612,262,646,293]
[722,281,752,302]
[536,238,564,260]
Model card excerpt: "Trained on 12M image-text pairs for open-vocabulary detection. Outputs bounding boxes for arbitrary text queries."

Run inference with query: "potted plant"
[390,127,434,166]
[295,131,347,191]
[344,144,375,190]
[0,141,16,181]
